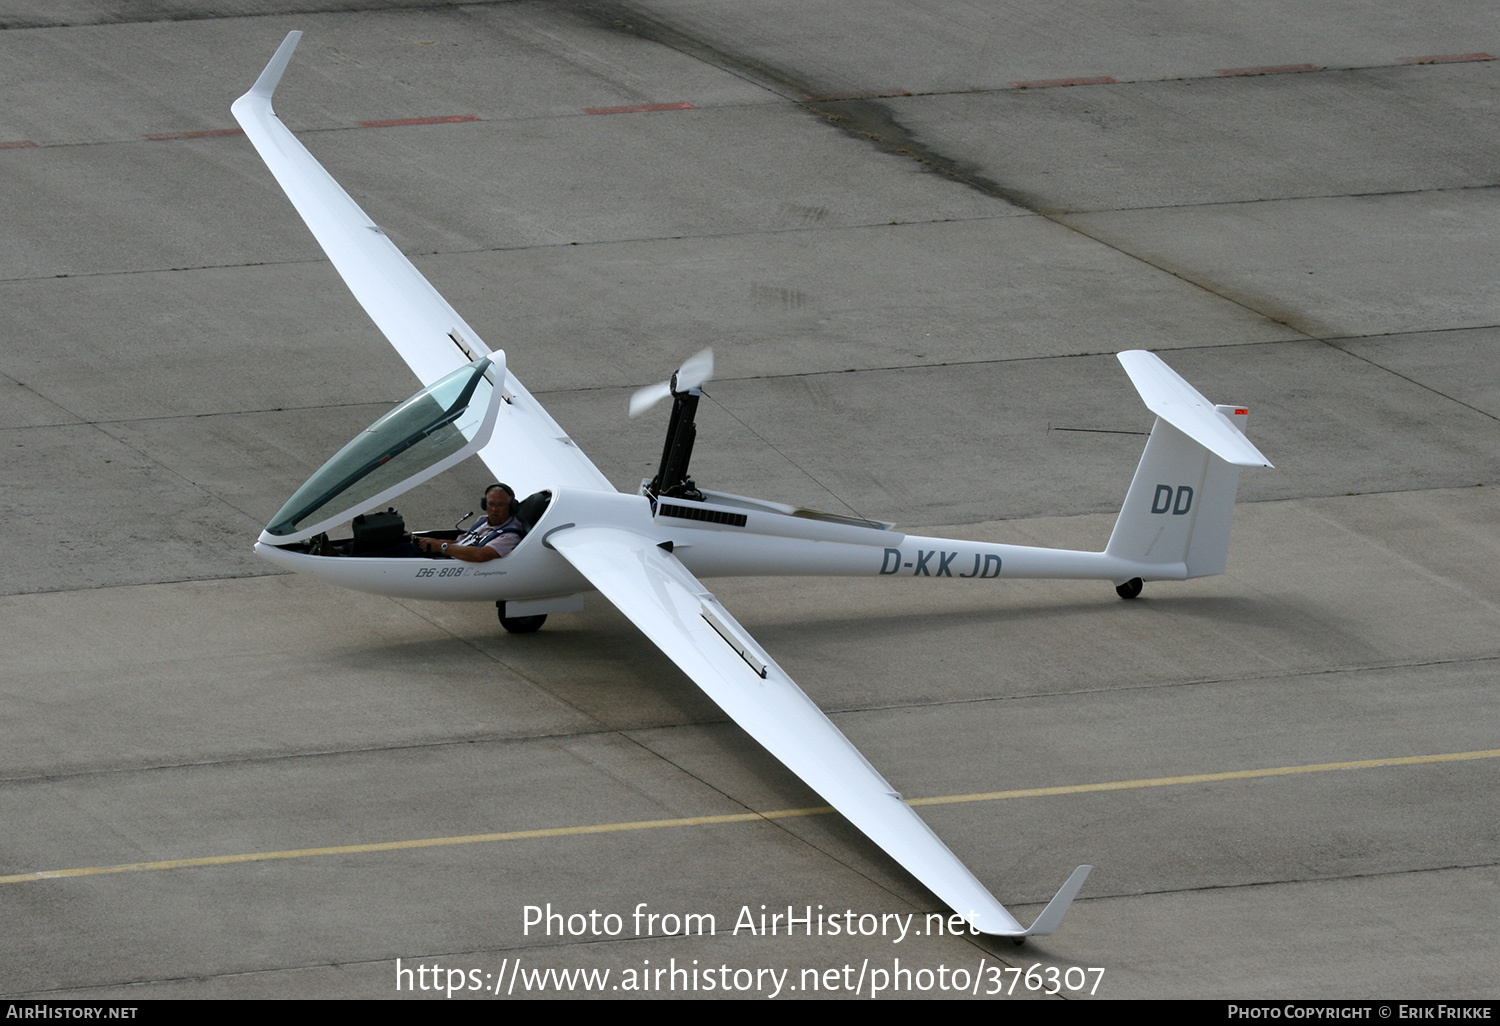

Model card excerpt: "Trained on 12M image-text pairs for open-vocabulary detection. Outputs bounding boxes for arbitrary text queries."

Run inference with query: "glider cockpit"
[253,356,582,629]
[259,356,503,548]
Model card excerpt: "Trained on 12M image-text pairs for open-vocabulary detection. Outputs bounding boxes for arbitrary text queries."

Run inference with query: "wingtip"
[1022,864,1092,937]
[242,30,304,102]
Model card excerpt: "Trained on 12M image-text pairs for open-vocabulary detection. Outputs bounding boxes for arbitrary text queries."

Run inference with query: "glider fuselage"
[254,483,1181,604]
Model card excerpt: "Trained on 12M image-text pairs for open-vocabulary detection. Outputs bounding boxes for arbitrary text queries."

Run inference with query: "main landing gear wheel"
[497,602,547,633]
[1115,577,1143,600]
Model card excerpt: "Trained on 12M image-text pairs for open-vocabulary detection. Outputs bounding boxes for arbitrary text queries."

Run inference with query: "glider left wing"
[548,525,1086,936]
[233,32,611,496]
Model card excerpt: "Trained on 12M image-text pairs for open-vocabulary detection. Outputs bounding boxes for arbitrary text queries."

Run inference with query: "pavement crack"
[384,597,611,732]
[0,212,1021,287]
[810,650,1500,718]
[89,420,265,528]
[10,649,1492,785]
[1321,338,1500,423]
[0,370,88,425]
[1051,181,1500,216]
[1089,858,1500,903]
[0,726,629,786]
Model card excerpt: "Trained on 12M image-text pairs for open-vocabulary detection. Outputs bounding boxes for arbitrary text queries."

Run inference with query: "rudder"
[1105,406,1251,577]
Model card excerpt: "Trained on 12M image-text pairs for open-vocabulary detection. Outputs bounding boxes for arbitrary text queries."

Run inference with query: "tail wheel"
[497,602,547,633]
[1116,577,1143,600]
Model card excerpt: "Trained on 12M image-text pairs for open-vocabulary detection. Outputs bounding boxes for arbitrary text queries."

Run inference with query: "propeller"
[628,348,714,418]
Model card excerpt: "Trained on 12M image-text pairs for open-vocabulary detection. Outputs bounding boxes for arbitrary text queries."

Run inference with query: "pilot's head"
[483,483,515,522]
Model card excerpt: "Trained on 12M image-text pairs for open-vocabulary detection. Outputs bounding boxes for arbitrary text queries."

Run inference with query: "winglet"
[245,30,302,100]
[1022,865,1092,937]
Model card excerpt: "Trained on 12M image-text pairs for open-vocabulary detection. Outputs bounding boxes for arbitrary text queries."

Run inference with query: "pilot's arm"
[415,534,517,562]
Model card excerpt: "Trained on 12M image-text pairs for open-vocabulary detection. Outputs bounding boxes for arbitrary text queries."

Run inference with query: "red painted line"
[359,115,481,128]
[144,128,245,141]
[582,102,696,115]
[1399,52,1494,64]
[0,140,37,149]
[1215,63,1322,76]
[1011,76,1117,89]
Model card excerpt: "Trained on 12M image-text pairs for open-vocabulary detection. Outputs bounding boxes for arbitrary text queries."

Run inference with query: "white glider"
[234,32,1272,939]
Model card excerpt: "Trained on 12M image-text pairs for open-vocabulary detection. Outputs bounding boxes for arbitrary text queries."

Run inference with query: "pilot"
[415,483,525,562]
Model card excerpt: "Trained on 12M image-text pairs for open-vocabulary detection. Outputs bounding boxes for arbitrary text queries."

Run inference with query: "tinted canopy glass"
[266,357,495,538]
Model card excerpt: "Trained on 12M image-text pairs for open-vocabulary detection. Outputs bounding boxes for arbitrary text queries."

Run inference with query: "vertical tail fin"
[1105,352,1271,578]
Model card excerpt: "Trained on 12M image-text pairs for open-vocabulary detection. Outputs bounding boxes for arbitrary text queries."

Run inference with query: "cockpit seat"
[514,490,552,533]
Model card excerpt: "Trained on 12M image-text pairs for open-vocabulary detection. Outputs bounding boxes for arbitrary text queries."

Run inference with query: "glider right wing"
[547,524,1090,937]
[232,32,612,496]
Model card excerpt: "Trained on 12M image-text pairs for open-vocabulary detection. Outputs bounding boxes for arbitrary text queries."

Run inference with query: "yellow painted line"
[4,748,1496,885]
[905,747,1500,807]
[0,807,833,885]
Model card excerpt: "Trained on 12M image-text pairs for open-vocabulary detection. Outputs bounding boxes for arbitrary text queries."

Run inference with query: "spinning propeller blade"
[628,348,714,418]
[628,381,674,418]
[675,347,714,392]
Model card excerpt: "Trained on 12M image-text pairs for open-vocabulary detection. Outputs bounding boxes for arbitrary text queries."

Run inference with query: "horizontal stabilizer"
[1118,351,1272,468]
